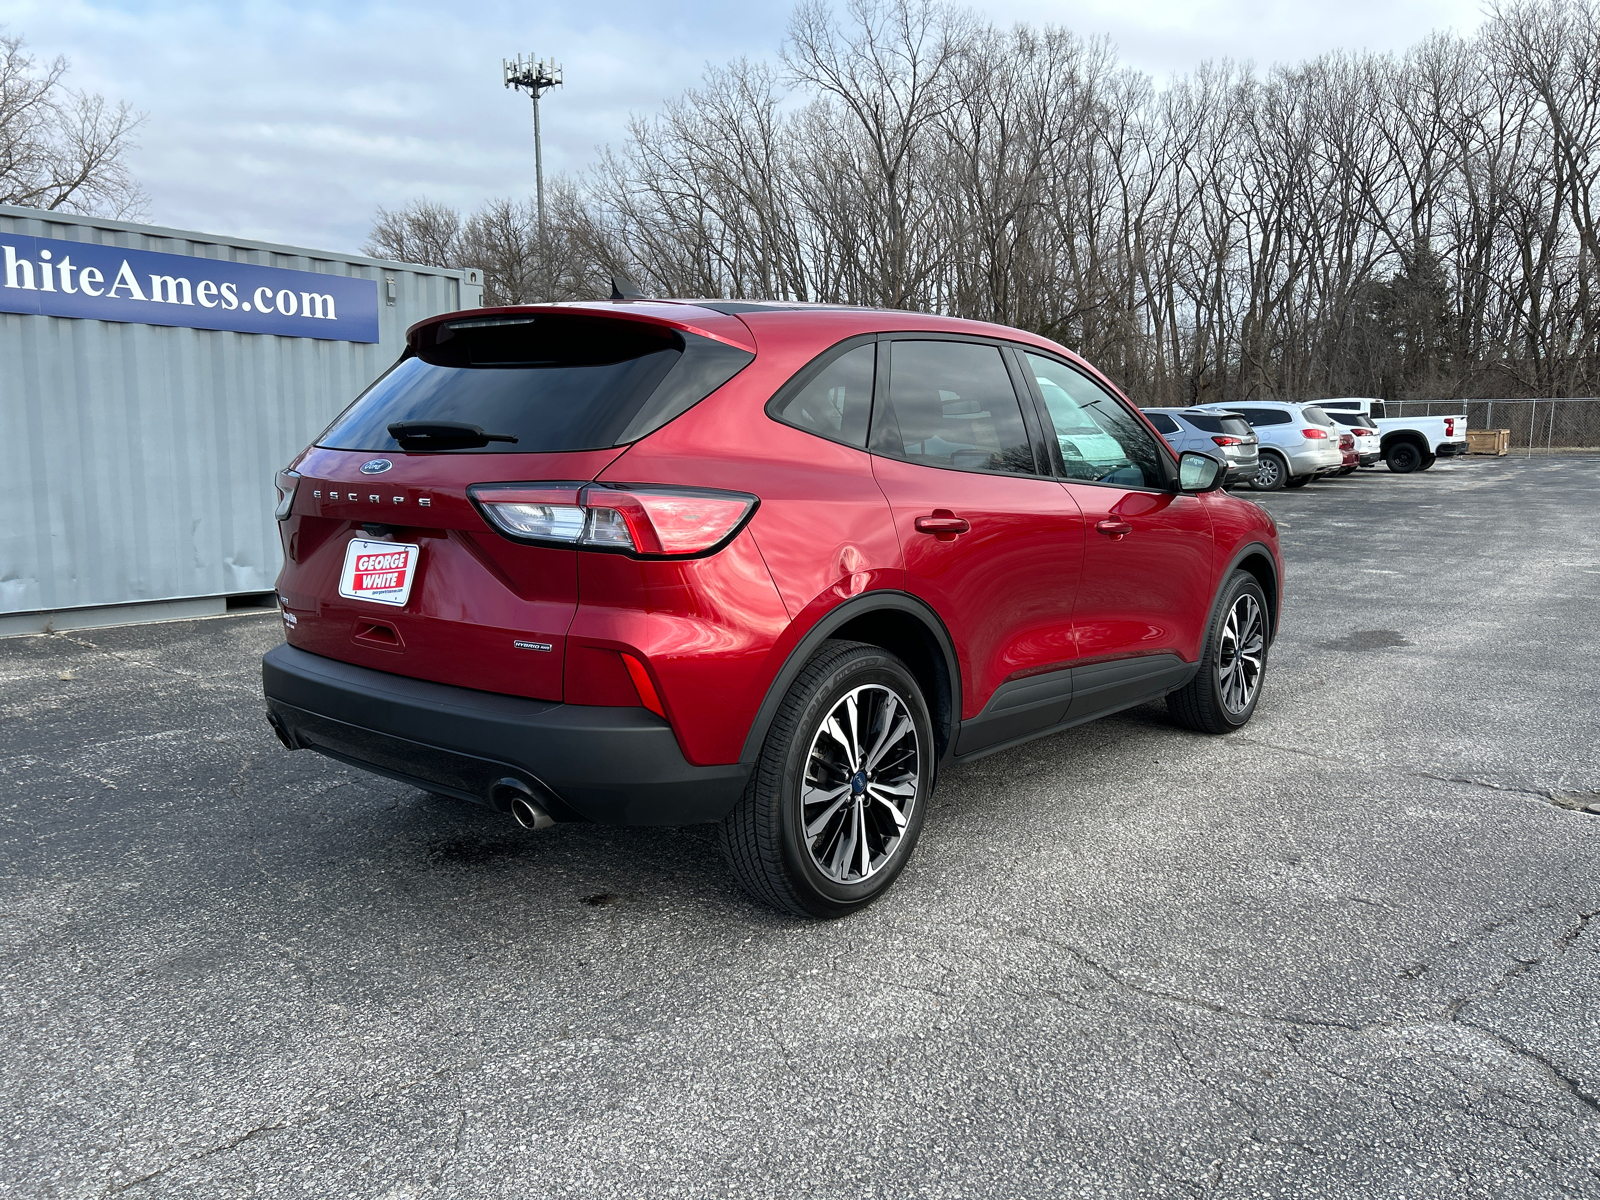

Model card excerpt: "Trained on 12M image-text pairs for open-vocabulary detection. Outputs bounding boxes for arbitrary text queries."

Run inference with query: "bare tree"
[0,30,146,217]
[367,0,1600,401]
[362,198,463,267]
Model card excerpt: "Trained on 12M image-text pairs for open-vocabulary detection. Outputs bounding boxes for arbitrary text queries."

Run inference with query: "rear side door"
[1017,351,1214,718]
[867,337,1085,752]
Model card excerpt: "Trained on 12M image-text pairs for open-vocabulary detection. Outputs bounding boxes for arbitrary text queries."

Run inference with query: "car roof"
[1144,407,1250,416]
[407,299,1090,370]
[1193,400,1313,410]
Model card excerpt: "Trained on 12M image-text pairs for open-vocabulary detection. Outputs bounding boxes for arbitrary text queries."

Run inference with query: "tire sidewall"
[1388,442,1421,472]
[1204,574,1269,729]
[775,651,933,914]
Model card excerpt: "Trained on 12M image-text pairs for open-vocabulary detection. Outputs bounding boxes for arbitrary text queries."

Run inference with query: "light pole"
[502,54,563,244]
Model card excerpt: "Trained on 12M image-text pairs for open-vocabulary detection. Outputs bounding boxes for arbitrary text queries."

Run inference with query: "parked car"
[263,301,1282,917]
[1336,432,1359,474]
[1191,401,1344,491]
[1323,410,1381,467]
[1142,408,1260,486]
[1316,398,1468,473]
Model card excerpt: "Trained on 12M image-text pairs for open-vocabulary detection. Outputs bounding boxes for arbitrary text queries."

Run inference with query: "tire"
[1167,571,1269,735]
[1417,453,1437,471]
[1386,441,1424,473]
[1283,473,1312,489]
[1251,452,1287,491]
[719,640,934,918]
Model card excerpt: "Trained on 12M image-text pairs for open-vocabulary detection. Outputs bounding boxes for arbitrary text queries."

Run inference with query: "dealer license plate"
[338,538,420,607]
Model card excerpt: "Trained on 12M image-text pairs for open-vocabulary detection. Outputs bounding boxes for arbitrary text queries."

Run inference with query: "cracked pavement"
[2,453,1598,1198]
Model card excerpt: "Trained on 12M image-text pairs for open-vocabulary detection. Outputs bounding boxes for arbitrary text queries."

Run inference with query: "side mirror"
[1177,451,1226,493]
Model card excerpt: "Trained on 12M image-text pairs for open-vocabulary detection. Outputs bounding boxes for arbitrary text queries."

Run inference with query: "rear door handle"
[1096,519,1132,538]
[914,514,970,537]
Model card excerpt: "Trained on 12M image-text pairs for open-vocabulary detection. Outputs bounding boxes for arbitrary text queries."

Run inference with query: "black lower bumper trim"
[262,644,748,826]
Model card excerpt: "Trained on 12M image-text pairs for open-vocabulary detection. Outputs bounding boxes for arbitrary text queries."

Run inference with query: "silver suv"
[1192,401,1343,490]
[1143,408,1260,486]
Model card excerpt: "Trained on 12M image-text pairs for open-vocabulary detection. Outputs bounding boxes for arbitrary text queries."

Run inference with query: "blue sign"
[0,233,379,342]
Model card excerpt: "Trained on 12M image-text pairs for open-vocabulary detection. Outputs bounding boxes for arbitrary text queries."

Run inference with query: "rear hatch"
[1185,411,1257,461]
[274,306,755,701]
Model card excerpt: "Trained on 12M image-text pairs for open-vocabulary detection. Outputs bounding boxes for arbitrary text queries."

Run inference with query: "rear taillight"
[1445,418,1456,435]
[1302,428,1329,439]
[1340,434,1354,449]
[1211,435,1244,447]
[274,469,301,520]
[471,482,758,557]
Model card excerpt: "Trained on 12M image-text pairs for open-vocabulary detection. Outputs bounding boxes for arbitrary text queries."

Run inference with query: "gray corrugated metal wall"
[0,205,481,624]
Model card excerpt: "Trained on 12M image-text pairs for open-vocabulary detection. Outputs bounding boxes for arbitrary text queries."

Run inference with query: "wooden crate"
[1467,428,1510,455]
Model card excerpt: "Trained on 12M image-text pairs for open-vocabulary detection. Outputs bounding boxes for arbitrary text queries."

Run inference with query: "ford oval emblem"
[360,459,393,475]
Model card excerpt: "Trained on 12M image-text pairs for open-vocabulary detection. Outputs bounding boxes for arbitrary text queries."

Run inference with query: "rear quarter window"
[318,314,753,453]
[1178,412,1223,433]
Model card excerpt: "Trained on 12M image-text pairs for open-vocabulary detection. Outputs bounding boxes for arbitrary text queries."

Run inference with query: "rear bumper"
[1285,444,1343,475]
[1435,441,1468,458]
[262,644,748,825]
[1224,458,1259,483]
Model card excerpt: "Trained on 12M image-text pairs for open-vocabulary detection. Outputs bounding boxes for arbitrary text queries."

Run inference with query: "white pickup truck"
[1317,398,1468,473]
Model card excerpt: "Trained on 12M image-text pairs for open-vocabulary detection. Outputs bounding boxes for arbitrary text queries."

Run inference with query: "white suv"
[1192,402,1344,490]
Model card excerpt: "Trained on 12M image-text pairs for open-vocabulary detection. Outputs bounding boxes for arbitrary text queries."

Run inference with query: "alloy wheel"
[801,684,920,884]
[1217,593,1265,715]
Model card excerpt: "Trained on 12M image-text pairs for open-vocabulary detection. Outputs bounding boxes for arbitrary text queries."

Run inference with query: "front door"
[1018,351,1215,717]
[868,338,1085,752]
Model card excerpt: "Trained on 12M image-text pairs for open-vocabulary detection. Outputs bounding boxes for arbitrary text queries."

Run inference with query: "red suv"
[264,302,1281,916]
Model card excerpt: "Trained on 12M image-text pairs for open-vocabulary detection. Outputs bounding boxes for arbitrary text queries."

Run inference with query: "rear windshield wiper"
[386,421,519,450]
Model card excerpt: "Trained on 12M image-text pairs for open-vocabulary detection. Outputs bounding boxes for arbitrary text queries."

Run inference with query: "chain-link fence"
[1375,398,1600,453]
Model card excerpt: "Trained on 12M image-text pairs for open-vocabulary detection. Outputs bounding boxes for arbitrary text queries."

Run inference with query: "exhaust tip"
[490,777,556,831]
[266,711,296,750]
[509,796,554,831]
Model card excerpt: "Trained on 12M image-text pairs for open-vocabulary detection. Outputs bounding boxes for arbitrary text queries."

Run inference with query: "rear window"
[1220,416,1253,437]
[1300,405,1335,427]
[1329,412,1377,429]
[1229,407,1292,427]
[1178,412,1223,433]
[318,314,753,454]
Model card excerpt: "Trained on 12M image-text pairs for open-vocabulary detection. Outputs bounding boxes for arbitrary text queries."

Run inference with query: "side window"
[1024,353,1166,488]
[768,341,876,447]
[1231,407,1291,427]
[870,341,1036,476]
[1146,413,1180,434]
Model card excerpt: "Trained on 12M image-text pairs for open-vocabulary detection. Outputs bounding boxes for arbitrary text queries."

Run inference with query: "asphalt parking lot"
[3,454,1598,1199]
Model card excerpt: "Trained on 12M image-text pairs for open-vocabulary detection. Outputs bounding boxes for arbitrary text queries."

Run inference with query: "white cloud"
[6,0,1488,253]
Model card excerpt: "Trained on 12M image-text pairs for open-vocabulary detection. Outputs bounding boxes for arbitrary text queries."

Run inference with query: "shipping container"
[0,204,482,635]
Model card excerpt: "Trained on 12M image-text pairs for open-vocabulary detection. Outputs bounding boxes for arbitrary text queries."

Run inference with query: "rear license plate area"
[338,538,420,607]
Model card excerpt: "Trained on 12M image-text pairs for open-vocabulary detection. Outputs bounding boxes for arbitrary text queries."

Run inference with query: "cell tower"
[502,54,563,243]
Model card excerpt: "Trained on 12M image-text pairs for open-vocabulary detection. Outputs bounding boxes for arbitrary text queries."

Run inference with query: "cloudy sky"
[8,0,1490,255]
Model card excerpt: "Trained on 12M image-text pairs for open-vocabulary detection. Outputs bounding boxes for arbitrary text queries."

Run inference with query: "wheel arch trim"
[1212,541,1281,646]
[738,590,962,765]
